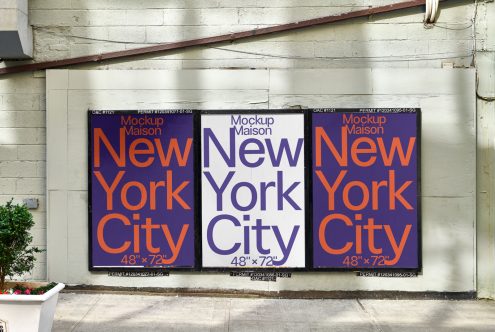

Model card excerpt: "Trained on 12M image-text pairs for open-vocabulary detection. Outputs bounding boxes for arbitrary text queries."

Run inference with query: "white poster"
[201,112,305,268]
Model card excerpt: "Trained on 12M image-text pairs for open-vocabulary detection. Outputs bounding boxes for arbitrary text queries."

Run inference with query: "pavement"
[53,292,495,332]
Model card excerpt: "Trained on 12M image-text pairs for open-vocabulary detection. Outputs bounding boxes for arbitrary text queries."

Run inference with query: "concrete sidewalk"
[53,292,495,332]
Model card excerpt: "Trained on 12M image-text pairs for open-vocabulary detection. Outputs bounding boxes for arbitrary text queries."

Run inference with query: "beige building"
[0,0,494,298]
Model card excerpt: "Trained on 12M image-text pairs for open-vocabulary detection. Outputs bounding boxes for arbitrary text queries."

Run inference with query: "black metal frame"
[88,109,422,273]
[88,109,199,272]
[308,108,422,273]
[199,109,309,272]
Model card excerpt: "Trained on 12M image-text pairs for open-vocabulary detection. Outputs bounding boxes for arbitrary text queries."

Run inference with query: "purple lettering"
[277,171,301,210]
[239,138,265,167]
[203,128,235,167]
[272,225,300,266]
[231,182,257,211]
[207,214,241,255]
[252,218,271,255]
[203,171,235,211]
[266,138,303,167]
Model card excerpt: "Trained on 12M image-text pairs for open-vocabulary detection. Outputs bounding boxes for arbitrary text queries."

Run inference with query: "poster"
[312,109,420,269]
[89,110,195,269]
[201,112,306,268]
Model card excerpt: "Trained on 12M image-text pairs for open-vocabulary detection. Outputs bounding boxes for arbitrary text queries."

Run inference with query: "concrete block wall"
[46,68,476,293]
[0,0,492,295]
[26,0,476,67]
[476,0,495,299]
[0,74,46,280]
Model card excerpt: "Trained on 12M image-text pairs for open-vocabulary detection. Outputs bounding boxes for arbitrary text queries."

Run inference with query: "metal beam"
[0,0,436,76]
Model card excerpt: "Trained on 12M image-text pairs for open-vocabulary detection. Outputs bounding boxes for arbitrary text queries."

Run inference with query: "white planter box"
[0,282,65,332]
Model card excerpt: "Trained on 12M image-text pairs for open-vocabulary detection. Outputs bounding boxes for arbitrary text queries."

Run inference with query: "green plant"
[0,199,43,290]
[2,282,58,295]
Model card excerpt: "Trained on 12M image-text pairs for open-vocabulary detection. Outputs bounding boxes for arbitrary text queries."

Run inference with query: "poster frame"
[87,109,201,272]
[87,109,421,273]
[199,109,311,272]
[308,108,422,273]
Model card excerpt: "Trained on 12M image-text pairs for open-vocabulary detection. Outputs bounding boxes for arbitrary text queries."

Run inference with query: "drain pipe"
[425,0,440,22]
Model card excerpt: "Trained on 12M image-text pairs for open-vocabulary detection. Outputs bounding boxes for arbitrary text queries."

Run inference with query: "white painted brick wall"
[25,0,478,68]
[108,26,146,43]
[0,73,46,281]
[44,68,476,292]
[0,0,489,284]
[0,146,17,161]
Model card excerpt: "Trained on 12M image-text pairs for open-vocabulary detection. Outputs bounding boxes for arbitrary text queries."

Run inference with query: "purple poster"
[89,110,195,269]
[312,109,420,269]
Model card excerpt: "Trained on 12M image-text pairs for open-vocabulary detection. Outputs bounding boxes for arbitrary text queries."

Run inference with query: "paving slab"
[52,292,495,332]
[360,299,495,332]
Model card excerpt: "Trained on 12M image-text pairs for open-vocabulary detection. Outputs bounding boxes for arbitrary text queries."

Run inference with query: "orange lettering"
[141,218,160,254]
[94,171,125,210]
[129,138,155,167]
[364,218,383,254]
[155,138,192,167]
[150,181,166,210]
[97,213,131,254]
[319,214,353,255]
[351,137,377,167]
[343,181,369,211]
[94,128,125,167]
[315,126,347,167]
[315,170,347,211]
[389,170,413,210]
[355,225,362,254]
[384,224,412,265]
[160,224,189,264]
[166,170,190,210]
[121,181,147,210]
[377,137,416,166]
[372,180,387,210]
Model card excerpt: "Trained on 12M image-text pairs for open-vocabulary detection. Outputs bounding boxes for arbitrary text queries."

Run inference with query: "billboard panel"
[201,112,306,268]
[89,110,195,269]
[312,109,420,269]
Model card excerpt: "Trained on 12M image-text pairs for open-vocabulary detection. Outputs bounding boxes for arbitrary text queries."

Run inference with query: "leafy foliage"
[0,199,43,290]
[5,282,58,295]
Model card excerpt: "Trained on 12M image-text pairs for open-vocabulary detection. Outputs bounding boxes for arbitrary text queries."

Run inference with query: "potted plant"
[0,199,64,332]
